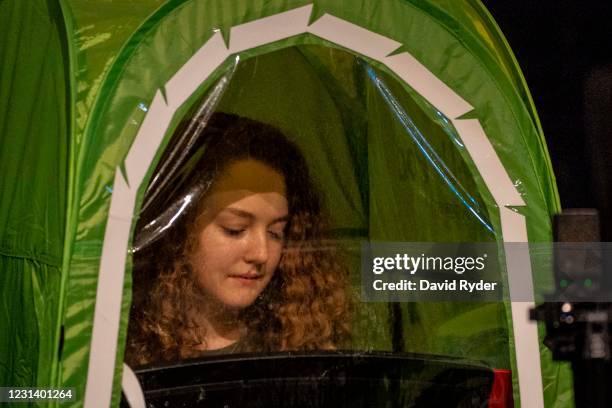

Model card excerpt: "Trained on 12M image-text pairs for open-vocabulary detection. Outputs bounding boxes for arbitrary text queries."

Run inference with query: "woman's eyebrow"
[223,207,253,219]
[272,215,289,223]
[223,207,289,223]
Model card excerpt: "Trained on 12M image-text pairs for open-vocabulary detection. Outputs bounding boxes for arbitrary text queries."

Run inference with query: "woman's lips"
[229,274,262,284]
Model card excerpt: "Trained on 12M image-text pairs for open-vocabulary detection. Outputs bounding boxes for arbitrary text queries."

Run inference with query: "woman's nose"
[244,229,269,265]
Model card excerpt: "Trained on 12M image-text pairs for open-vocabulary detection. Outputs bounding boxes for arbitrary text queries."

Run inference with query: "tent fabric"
[0,0,572,406]
[0,0,69,391]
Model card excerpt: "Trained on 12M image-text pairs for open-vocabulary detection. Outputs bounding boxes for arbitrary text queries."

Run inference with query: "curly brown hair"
[125,113,353,366]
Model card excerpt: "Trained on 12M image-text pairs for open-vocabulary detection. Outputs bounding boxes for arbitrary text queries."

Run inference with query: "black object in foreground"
[531,209,612,408]
[124,351,494,407]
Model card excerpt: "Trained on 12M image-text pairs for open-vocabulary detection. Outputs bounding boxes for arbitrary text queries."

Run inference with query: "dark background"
[482,1,612,240]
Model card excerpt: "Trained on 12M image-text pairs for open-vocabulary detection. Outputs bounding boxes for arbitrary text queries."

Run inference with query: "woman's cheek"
[269,243,284,271]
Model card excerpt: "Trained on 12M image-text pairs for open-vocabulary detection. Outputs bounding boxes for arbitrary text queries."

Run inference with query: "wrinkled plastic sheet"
[127,46,506,370]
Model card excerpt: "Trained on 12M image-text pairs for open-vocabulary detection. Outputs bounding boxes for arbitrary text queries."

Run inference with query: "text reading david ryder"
[372,279,498,292]
[370,253,498,293]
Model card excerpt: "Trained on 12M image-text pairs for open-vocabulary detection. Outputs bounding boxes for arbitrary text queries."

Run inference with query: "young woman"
[126,113,353,366]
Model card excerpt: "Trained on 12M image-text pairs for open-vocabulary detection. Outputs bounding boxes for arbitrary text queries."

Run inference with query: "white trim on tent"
[121,364,146,408]
[165,32,230,110]
[84,4,544,407]
[229,5,313,53]
[308,13,402,61]
[451,119,525,205]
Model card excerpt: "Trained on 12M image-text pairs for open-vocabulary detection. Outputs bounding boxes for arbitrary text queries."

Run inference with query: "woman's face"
[190,159,289,310]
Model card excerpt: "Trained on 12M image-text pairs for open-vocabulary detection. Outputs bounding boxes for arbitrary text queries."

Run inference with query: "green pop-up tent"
[0,0,571,406]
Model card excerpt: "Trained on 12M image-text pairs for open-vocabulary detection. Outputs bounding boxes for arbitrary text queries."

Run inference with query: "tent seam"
[0,247,61,268]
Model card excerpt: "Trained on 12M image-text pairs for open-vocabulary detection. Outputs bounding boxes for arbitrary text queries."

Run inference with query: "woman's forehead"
[205,191,289,223]
[198,159,289,220]
[212,159,286,196]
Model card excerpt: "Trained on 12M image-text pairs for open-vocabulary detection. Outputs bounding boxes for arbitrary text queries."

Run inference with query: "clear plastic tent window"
[127,44,501,356]
[124,45,506,395]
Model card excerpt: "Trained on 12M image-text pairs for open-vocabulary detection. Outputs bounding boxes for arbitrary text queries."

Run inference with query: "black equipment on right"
[530,209,612,408]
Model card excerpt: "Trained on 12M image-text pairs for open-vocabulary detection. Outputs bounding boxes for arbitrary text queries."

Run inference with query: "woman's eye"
[222,227,245,237]
[268,230,284,241]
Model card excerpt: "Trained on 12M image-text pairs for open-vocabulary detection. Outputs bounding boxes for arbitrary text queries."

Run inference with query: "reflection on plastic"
[132,188,204,253]
[434,108,464,148]
[362,62,494,234]
[132,56,239,253]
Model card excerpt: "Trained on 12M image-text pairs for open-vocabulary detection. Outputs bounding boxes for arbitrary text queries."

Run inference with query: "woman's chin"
[216,293,260,310]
